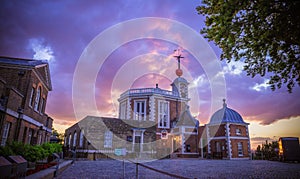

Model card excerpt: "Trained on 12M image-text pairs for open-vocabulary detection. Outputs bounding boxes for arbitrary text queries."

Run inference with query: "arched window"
[79,130,84,147]
[73,132,77,147]
[29,87,35,107]
[34,87,41,111]
[68,134,72,146]
[104,130,113,148]
[64,135,67,146]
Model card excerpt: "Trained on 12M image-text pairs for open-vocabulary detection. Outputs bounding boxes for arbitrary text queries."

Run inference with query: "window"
[216,142,221,152]
[73,132,77,147]
[40,98,45,113]
[158,100,170,128]
[186,144,191,152]
[104,130,113,148]
[236,128,241,135]
[46,118,49,128]
[28,129,33,145]
[68,134,72,146]
[64,136,67,146]
[120,102,126,119]
[161,129,168,139]
[1,122,11,146]
[38,133,42,145]
[34,87,41,111]
[238,142,243,156]
[79,130,84,147]
[22,127,27,143]
[29,87,35,107]
[134,100,146,121]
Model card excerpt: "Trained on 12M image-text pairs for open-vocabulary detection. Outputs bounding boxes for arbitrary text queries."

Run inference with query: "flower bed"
[26,162,58,176]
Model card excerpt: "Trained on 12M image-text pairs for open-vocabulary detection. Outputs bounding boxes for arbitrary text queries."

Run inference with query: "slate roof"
[77,116,157,138]
[174,105,199,128]
[0,56,48,68]
[0,56,52,90]
[209,101,247,125]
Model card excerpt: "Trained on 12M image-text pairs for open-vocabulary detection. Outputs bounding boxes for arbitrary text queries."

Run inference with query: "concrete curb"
[26,160,73,179]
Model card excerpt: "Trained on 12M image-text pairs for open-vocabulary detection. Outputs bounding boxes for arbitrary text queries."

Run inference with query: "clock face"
[179,83,188,98]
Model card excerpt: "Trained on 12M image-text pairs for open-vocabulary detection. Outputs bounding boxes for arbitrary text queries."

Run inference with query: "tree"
[51,127,64,144]
[255,140,279,160]
[197,0,300,92]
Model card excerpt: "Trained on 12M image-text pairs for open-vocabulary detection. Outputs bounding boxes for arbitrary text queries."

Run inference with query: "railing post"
[53,153,60,177]
[123,158,125,179]
[135,162,139,179]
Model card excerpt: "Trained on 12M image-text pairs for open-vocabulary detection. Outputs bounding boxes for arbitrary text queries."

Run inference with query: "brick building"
[65,55,199,159]
[199,99,251,159]
[64,55,250,160]
[0,56,53,146]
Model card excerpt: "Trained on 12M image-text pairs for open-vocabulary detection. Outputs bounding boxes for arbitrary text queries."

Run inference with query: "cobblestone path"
[57,159,300,179]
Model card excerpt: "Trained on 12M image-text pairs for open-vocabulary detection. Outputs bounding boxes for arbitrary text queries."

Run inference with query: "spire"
[223,98,227,108]
[174,48,184,77]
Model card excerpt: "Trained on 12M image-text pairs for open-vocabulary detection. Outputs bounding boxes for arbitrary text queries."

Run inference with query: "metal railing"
[120,88,179,98]
[127,160,191,179]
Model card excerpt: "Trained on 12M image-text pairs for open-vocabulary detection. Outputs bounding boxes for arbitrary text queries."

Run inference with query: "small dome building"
[199,99,251,159]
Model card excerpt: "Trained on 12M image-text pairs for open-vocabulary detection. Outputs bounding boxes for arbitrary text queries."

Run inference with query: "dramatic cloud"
[0,0,299,136]
[251,79,270,92]
[28,38,55,61]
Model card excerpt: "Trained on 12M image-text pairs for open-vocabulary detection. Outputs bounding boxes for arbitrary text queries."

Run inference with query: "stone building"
[0,56,53,146]
[199,99,251,159]
[65,54,199,159]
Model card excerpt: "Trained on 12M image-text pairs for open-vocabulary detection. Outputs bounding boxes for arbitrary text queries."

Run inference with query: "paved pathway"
[57,159,300,179]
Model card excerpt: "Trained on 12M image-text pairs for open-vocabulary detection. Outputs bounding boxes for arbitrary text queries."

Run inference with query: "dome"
[172,77,188,84]
[209,100,246,124]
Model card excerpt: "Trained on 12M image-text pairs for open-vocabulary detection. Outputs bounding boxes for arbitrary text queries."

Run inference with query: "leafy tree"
[254,140,278,160]
[197,0,300,92]
[51,127,64,144]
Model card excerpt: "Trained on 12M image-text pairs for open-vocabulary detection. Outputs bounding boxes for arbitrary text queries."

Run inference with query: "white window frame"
[68,134,72,146]
[216,142,221,152]
[236,128,241,135]
[29,87,35,107]
[73,132,77,147]
[34,87,41,111]
[27,129,33,144]
[238,142,243,156]
[134,100,147,121]
[1,122,11,146]
[40,98,45,113]
[158,100,170,128]
[104,130,113,148]
[79,130,84,147]
[120,102,126,119]
[64,136,67,146]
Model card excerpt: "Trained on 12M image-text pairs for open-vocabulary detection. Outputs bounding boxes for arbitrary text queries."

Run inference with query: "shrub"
[0,142,62,162]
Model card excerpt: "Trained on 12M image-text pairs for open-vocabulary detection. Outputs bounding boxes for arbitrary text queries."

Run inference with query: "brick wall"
[230,124,248,137]
[208,124,226,137]
[230,139,249,158]
[0,63,53,146]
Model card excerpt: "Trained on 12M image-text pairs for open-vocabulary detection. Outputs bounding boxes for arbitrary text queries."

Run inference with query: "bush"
[0,142,62,162]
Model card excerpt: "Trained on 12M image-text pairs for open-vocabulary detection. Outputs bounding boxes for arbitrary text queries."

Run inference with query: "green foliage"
[0,142,62,162]
[197,0,300,92]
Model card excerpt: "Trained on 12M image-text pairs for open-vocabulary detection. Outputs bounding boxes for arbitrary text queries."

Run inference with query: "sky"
[0,0,299,150]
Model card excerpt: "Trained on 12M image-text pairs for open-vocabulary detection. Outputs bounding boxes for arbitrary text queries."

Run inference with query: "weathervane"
[174,48,184,77]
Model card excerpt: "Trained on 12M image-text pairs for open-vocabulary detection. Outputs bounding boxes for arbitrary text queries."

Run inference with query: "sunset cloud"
[0,0,299,139]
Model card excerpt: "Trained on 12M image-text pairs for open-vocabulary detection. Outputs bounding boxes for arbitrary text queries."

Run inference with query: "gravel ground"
[57,159,300,179]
